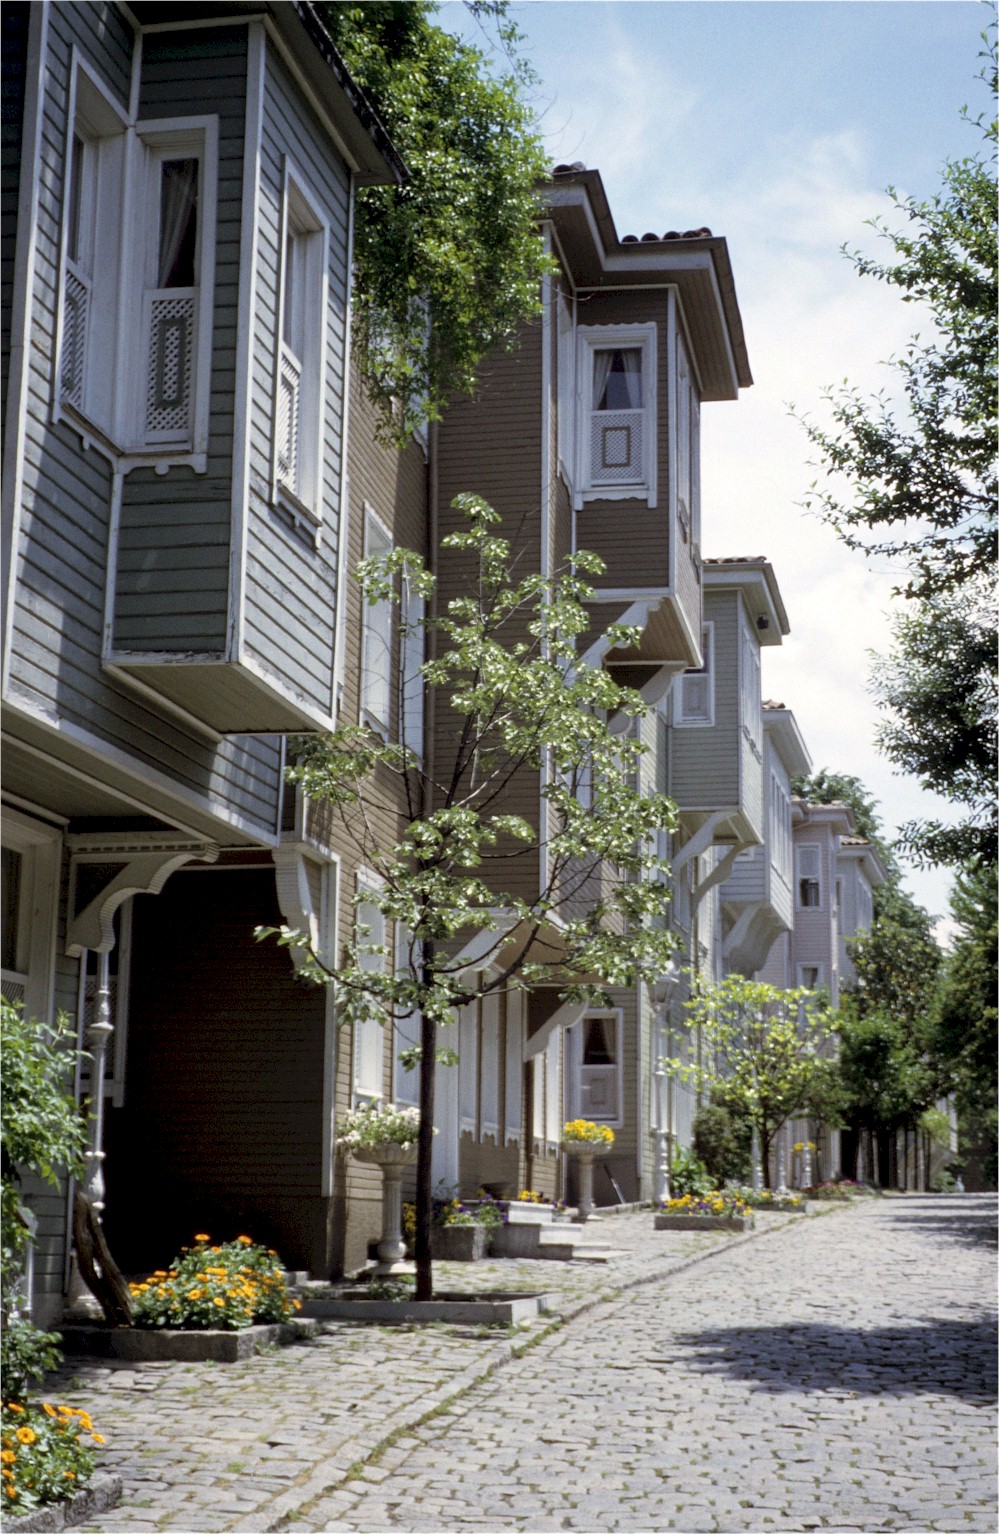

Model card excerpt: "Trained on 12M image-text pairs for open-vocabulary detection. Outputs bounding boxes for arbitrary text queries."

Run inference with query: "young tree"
[264,498,679,1298]
[798,28,998,865]
[314,1,551,439]
[665,977,842,1189]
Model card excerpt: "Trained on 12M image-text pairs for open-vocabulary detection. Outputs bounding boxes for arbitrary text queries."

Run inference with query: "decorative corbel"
[66,833,219,956]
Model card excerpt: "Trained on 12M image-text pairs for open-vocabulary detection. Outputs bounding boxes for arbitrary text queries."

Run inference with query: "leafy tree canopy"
[263,496,680,1296]
[665,977,842,1189]
[799,26,997,600]
[315,0,551,439]
[930,860,998,1132]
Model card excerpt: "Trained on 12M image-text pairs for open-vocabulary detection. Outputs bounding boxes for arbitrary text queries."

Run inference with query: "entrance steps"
[490,1205,628,1264]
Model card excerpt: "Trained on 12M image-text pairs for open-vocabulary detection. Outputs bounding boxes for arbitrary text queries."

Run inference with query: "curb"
[0,1474,122,1533]
[262,1203,854,1532]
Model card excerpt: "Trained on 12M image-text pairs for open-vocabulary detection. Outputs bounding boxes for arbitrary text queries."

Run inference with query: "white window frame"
[674,622,714,727]
[399,575,425,764]
[392,923,420,1108]
[1,812,61,1027]
[575,322,657,508]
[504,990,523,1147]
[459,1002,479,1134]
[567,1010,623,1128]
[55,60,217,464]
[556,284,575,482]
[273,163,328,525]
[740,619,762,757]
[352,874,387,1103]
[796,843,822,910]
[480,986,500,1140]
[360,506,393,736]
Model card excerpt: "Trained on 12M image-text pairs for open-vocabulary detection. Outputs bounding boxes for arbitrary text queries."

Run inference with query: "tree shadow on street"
[671,1317,997,1404]
[881,1199,998,1251]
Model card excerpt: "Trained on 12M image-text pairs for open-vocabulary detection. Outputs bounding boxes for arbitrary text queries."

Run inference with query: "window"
[770,771,791,879]
[857,879,874,933]
[0,814,60,1025]
[796,844,821,909]
[556,287,574,478]
[360,508,393,734]
[353,888,386,1101]
[676,335,701,547]
[797,963,823,990]
[674,624,714,726]
[459,1004,478,1133]
[58,60,216,457]
[480,988,500,1138]
[399,576,425,763]
[275,175,326,517]
[740,623,762,755]
[392,924,420,1108]
[569,1013,622,1126]
[576,324,657,506]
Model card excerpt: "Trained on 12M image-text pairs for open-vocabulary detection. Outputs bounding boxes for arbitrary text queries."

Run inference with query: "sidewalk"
[44,1206,830,1534]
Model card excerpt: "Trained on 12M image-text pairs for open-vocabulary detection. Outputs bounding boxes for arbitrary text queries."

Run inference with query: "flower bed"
[729,1186,807,1212]
[1,1400,106,1519]
[807,1179,876,1201]
[654,1191,754,1232]
[129,1235,300,1330]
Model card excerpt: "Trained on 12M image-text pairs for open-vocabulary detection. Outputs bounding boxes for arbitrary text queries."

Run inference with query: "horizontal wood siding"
[104,868,328,1274]
[574,290,670,590]
[8,10,281,836]
[239,40,352,715]
[668,591,739,809]
[435,322,544,905]
[113,27,248,654]
[1,1,28,428]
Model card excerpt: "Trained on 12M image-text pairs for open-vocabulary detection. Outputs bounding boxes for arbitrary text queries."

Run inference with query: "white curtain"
[594,347,641,411]
[158,158,198,289]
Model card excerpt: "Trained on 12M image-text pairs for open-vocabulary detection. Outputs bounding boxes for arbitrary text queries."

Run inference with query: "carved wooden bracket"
[66,833,219,956]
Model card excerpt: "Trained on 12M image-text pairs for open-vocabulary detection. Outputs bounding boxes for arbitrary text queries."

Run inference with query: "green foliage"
[129,1235,296,1331]
[262,497,679,1296]
[837,1002,936,1137]
[1,1400,102,1516]
[798,29,998,866]
[667,977,842,1188]
[692,1100,751,1186]
[1,1002,87,1402]
[929,860,998,1173]
[669,1145,712,1197]
[315,1,550,439]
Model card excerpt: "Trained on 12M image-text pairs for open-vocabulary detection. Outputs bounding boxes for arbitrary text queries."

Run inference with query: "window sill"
[577,485,656,509]
[56,401,205,473]
[276,483,323,542]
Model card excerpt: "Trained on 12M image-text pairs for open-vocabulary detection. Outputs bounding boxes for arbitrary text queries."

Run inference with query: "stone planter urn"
[430,1223,488,1262]
[561,1140,605,1221]
[352,1143,418,1272]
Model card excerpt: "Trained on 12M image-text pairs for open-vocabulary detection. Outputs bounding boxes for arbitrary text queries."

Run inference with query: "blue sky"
[442,0,990,934]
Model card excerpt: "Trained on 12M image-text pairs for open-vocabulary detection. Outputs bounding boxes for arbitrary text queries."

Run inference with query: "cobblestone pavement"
[52,1195,995,1534]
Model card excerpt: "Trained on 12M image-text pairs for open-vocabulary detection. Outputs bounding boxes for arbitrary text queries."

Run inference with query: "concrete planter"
[654,1212,754,1233]
[298,1290,549,1325]
[430,1224,488,1261]
[5,1473,122,1532]
[59,1317,317,1363]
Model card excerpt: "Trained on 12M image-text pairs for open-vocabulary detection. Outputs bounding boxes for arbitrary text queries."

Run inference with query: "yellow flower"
[91,1433,106,1445]
[0,1452,15,1465]
[194,1233,210,1243]
[14,1428,35,1446]
[213,1296,225,1307]
[6,1405,23,1414]
[5,1484,17,1499]
[236,1235,253,1245]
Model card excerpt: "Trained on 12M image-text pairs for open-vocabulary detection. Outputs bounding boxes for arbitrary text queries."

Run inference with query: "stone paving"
[47,1195,996,1534]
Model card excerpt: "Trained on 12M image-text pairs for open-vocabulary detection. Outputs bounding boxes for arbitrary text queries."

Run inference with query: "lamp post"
[652,961,681,1204]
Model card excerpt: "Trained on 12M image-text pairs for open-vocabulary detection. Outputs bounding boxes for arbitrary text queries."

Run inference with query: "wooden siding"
[112,28,247,654]
[435,321,545,906]
[104,868,330,1274]
[668,590,740,809]
[7,9,282,837]
[1,1,28,429]
[574,289,671,591]
[238,39,352,715]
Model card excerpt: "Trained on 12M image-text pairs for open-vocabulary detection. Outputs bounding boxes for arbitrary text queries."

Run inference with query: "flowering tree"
[665,977,842,1189]
[262,497,679,1298]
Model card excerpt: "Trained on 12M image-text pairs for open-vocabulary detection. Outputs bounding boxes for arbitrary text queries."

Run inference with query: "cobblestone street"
[60,1195,996,1535]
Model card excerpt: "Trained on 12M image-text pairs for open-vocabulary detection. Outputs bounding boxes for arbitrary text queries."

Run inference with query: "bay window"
[275,173,327,518]
[674,623,714,726]
[576,324,657,506]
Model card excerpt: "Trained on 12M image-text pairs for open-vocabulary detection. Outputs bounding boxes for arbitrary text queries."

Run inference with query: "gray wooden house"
[1,0,404,1318]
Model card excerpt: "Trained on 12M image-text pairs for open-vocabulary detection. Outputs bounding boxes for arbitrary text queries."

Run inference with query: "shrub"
[670,1145,712,1197]
[129,1236,299,1330]
[1,1399,103,1515]
[692,1102,751,1185]
[1,1002,87,1401]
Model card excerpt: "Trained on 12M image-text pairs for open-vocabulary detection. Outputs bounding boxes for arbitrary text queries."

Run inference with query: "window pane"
[158,158,199,288]
[1,849,22,973]
[594,348,642,410]
[283,231,297,350]
[68,136,85,264]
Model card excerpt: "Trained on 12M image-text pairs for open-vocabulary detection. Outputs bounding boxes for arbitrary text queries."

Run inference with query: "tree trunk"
[414,936,438,1301]
[72,1192,133,1327]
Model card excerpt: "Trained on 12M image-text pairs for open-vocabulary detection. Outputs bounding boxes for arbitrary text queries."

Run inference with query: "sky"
[442,0,989,938]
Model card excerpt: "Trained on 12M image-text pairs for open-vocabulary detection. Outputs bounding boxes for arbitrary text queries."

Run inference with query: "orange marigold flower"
[91,1433,105,1445]
[64,1471,77,1479]
[0,1451,15,1464]
[213,1297,225,1307]
[194,1233,210,1243]
[5,1483,16,1498]
[6,1405,23,1414]
[14,1428,35,1446]
[236,1235,253,1245]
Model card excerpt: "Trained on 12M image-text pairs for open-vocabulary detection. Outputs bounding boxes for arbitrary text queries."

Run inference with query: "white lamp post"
[652,962,681,1204]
